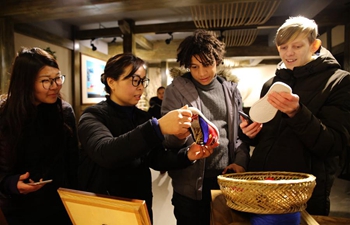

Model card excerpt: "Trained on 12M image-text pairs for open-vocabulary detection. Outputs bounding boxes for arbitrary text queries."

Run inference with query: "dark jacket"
[0,98,79,224]
[248,47,350,215]
[77,96,193,216]
[148,96,162,119]
[162,69,249,200]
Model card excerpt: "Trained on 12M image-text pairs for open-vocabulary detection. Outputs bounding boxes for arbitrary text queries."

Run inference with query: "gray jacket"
[161,69,249,200]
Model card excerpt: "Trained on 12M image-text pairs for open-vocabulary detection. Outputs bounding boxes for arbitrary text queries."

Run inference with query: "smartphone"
[27,179,53,186]
[238,111,253,124]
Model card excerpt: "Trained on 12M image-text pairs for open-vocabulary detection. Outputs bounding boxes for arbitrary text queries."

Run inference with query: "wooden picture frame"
[81,54,106,104]
[57,188,151,225]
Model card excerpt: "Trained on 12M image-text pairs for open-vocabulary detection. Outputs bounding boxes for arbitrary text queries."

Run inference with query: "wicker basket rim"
[217,171,316,184]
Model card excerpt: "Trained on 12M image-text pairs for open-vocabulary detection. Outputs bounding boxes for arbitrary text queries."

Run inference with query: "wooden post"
[0,18,15,94]
[118,19,136,54]
[71,25,82,119]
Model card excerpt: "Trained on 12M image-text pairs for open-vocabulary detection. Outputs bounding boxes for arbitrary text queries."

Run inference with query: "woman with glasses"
[78,53,212,223]
[0,47,79,224]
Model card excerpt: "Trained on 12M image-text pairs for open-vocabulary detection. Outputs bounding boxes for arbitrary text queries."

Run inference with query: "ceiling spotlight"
[91,43,97,51]
[90,38,97,51]
[110,37,117,43]
[165,32,173,45]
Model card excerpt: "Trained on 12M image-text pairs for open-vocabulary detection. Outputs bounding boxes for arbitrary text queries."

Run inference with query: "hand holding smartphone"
[27,179,53,186]
[238,111,253,124]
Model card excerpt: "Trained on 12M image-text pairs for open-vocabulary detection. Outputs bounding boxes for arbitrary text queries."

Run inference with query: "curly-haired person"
[162,30,250,225]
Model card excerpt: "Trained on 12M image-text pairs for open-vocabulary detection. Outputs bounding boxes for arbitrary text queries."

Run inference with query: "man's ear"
[312,39,322,53]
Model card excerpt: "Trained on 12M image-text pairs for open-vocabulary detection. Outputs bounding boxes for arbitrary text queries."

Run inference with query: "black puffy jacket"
[249,47,350,215]
[78,96,192,218]
[0,98,79,224]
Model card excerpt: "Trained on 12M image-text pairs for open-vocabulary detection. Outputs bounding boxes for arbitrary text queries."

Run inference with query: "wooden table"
[211,190,350,225]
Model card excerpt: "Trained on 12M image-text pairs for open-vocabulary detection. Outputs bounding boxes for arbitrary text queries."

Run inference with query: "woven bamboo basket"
[217,171,316,214]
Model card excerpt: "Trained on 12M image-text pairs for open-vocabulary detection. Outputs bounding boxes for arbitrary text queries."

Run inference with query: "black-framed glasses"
[131,75,150,88]
[40,75,65,90]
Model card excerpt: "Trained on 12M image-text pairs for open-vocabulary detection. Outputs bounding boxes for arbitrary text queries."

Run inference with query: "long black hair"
[0,47,65,163]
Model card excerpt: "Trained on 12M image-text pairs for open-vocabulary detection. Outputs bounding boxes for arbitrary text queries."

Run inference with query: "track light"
[110,37,117,43]
[165,32,173,45]
[91,43,97,51]
[90,38,97,51]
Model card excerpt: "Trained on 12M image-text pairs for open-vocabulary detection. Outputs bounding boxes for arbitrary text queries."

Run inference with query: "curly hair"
[177,30,226,68]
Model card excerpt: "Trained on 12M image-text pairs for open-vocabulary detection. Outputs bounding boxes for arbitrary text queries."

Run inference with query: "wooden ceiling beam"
[1,0,346,26]
[77,28,123,39]
[76,15,346,41]
[0,0,244,17]
[77,22,276,40]
[14,23,74,50]
[226,45,278,57]
[0,0,123,16]
[135,35,153,50]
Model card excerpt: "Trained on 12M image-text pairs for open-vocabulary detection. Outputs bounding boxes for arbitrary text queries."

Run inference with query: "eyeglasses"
[40,75,65,90]
[131,75,150,88]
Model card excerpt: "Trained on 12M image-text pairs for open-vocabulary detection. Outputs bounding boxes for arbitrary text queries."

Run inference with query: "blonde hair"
[274,16,318,46]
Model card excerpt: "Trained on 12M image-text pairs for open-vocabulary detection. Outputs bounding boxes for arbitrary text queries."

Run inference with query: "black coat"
[248,47,350,215]
[148,96,162,119]
[77,96,192,218]
[0,99,79,224]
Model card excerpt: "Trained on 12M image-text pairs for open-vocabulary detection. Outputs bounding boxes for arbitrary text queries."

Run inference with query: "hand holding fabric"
[158,105,192,135]
[186,143,213,161]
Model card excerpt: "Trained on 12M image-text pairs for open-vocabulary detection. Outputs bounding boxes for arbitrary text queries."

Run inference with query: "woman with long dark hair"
[0,47,79,224]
